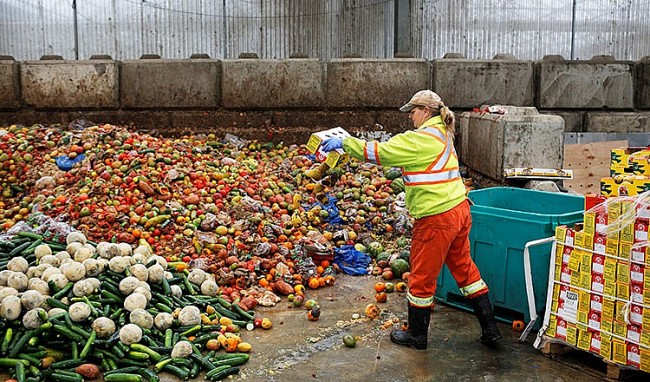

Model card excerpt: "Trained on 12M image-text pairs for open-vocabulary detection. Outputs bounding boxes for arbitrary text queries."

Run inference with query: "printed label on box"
[555,244,564,265]
[566,324,578,346]
[556,318,567,340]
[635,218,649,242]
[568,251,582,272]
[596,213,609,235]
[588,310,602,331]
[631,263,645,285]
[590,331,602,354]
[593,234,607,255]
[601,337,612,360]
[564,290,579,321]
[630,304,644,326]
[577,309,589,325]
[631,245,647,263]
[631,284,644,304]
[583,211,596,235]
[577,329,591,351]
[604,258,618,279]
[592,254,605,275]
[641,348,650,372]
[617,282,630,300]
[628,323,641,343]
[628,343,641,368]
[604,281,617,298]
[561,264,572,284]
[613,340,627,365]
[590,294,603,312]
[617,262,631,284]
[591,274,605,294]
[613,320,628,338]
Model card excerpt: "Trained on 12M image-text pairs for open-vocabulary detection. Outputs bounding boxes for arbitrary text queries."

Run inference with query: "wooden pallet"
[539,335,646,381]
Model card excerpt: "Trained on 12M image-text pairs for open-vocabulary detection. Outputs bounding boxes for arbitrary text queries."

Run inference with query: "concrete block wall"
[1,54,650,136]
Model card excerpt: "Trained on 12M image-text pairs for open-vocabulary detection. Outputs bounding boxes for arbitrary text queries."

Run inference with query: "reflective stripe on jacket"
[342,116,466,218]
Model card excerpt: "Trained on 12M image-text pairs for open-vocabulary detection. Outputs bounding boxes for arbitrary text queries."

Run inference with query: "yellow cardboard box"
[306,127,351,168]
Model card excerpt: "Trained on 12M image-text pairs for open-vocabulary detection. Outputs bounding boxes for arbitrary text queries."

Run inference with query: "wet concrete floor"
[2,274,646,382]
[221,274,645,382]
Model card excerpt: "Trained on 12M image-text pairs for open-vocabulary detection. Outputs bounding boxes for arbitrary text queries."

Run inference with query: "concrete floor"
[2,274,646,382]
[227,274,643,382]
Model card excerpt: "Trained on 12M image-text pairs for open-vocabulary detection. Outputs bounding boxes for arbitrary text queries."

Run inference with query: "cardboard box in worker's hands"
[306,127,351,168]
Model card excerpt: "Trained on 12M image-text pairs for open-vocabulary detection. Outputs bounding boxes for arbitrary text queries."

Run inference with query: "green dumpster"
[435,187,585,328]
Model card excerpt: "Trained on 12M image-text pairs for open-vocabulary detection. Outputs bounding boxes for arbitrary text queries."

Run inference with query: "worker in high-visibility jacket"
[321,90,501,350]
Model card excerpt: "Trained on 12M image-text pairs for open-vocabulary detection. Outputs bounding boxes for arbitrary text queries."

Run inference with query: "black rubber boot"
[390,304,430,350]
[470,293,502,346]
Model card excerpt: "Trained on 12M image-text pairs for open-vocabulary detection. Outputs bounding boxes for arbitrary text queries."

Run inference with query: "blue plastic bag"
[55,154,85,171]
[334,245,370,275]
[310,194,343,226]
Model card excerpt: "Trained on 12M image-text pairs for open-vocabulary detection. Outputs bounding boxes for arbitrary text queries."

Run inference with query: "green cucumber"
[104,373,143,382]
[208,366,240,380]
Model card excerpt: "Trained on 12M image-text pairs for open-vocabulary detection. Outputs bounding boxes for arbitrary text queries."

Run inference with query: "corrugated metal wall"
[1,0,649,61]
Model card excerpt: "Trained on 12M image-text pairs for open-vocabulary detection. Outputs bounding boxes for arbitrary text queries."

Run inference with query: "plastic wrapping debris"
[1,212,74,243]
[334,245,371,275]
[55,154,85,171]
[224,133,247,149]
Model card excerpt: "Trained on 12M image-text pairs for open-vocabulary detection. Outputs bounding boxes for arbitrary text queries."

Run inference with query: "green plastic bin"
[435,187,585,328]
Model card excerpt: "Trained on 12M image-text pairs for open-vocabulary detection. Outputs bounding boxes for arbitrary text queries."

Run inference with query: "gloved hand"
[321,137,343,152]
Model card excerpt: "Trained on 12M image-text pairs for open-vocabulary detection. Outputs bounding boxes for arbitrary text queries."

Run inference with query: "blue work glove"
[321,137,343,152]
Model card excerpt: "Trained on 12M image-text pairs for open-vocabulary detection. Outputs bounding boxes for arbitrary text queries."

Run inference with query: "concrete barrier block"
[432,59,533,108]
[541,111,585,132]
[585,112,650,133]
[537,59,634,109]
[121,59,220,109]
[221,59,324,109]
[637,57,650,109]
[0,60,19,109]
[21,60,119,109]
[326,59,429,108]
[460,107,565,181]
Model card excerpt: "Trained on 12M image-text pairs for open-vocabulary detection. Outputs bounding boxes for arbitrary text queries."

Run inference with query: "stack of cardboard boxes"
[541,146,650,373]
[601,147,650,197]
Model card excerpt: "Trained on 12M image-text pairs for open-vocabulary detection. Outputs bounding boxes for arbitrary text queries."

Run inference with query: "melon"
[390,258,410,279]
[367,241,384,258]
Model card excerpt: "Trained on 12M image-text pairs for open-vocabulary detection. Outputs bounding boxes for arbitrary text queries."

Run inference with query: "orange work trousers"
[406,199,488,308]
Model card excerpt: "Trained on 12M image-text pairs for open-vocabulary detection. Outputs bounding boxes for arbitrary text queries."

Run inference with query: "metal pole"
[570,0,576,60]
[72,0,79,60]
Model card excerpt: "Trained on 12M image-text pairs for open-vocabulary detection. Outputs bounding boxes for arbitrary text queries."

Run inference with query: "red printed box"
[635,218,649,243]
[631,263,645,286]
[561,245,573,265]
[595,212,609,235]
[628,342,642,369]
[560,264,572,284]
[556,317,568,340]
[592,254,605,275]
[631,245,648,263]
[630,304,644,326]
[591,274,605,295]
[628,323,642,344]
[590,331,602,354]
[593,234,607,255]
[590,293,604,312]
[631,284,645,305]
[588,310,602,331]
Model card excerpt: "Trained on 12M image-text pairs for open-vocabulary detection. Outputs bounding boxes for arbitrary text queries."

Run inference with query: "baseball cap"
[399,90,442,112]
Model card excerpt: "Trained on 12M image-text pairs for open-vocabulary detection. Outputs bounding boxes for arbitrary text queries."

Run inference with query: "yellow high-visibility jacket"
[342,116,466,219]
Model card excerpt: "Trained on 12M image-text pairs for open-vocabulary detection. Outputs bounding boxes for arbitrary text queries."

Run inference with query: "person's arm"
[342,132,420,168]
